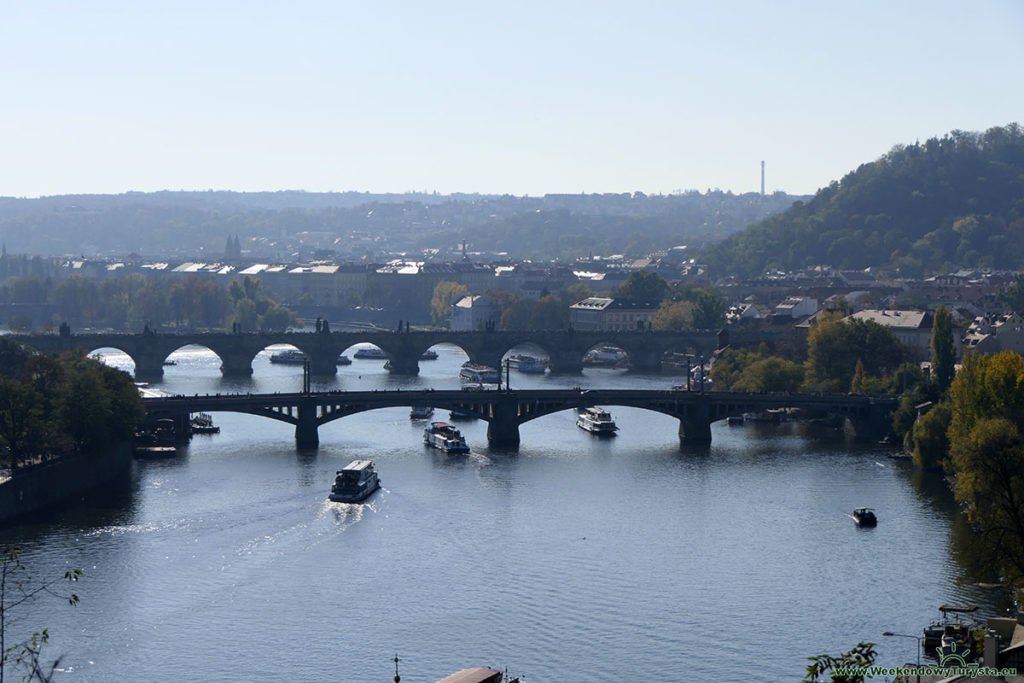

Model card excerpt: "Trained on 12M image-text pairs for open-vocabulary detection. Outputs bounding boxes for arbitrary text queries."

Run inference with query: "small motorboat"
[850,507,877,527]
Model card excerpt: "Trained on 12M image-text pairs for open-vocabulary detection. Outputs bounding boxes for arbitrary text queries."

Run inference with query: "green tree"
[0,547,81,683]
[732,357,804,393]
[430,281,470,328]
[947,351,1024,585]
[803,641,877,683]
[651,301,694,331]
[931,305,956,393]
[691,290,726,329]
[804,314,904,392]
[911,402,951,470]
[612,270,670,301]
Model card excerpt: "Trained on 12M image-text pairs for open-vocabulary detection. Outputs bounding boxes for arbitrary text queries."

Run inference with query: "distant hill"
[702,124,1024,278]
[0,190,801,261]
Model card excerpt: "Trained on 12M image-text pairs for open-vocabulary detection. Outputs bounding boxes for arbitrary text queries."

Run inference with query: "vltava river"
[0,343,1002,682]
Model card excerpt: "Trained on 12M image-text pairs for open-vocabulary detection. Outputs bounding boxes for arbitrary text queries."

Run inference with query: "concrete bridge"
[143,388,897,449]
[15,329,721,378]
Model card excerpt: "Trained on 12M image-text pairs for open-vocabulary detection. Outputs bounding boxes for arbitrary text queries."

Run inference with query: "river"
[0,343,1003,682]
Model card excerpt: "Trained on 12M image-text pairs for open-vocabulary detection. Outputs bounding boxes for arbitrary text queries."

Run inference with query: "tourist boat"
[353,347,388,359]
[269,349,306,364]
[507,354,547,374]
[449,409,477,421]
[336,354,352,365]
[410,406,435,420]
[420,349,439,360]
[460,362,499,385]
[162,359,177,366]
[423,422,470,454]
[582,345,628,367]
[576,407,618,435]
[190,413,220,434]
[328,460,380,503]
[922,605,980,652]
[850,508,877,527]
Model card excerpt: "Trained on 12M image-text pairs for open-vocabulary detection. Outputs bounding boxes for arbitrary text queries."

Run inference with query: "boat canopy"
[939,604,978,613]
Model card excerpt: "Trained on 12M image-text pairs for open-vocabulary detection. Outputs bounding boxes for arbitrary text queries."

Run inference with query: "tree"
[930,305,956,393]
[0,546,81,683]
[611,270,670,301]
[691,290,726,329]
[804,314,904,392]
[947,351,1024,585]
[803,641,877,683]
[911,402,951,470]
[651,301,694,331]
[430,281,469,327]
[732,357,804,393]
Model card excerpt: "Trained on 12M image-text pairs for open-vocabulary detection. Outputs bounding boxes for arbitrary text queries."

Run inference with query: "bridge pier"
[308,352,337,376]
[133,352,166,379]
[295,401,320,448]
[220,354,254,377]
[547,350,583,375]
[385,354,420,375]
[678,403,712,445]
[486,397,521,447]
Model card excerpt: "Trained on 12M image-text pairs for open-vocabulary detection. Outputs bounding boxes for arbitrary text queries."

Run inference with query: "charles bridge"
[12,329,724,378]
[143,387,897,448]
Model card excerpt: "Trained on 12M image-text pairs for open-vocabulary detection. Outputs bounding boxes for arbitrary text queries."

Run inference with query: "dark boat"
[850,507,877,527]
[336,354,352,365]
[190,412,220,434]
[328,460,380,503]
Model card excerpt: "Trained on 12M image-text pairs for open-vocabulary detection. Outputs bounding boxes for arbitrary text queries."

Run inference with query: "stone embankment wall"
[0,442,132,523]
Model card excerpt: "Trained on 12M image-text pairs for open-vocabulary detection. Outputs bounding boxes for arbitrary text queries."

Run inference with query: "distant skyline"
[2,1,1023,199]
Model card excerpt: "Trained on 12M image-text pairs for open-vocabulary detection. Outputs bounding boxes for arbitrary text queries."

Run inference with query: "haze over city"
[3,1,1023,199]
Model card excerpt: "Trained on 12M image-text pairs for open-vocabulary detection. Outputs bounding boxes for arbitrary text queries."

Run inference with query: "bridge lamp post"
[882,631,920,683]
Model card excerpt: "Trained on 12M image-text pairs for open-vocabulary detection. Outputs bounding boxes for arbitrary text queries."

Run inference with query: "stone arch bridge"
[143,388,897,448]
[13,330,721,378]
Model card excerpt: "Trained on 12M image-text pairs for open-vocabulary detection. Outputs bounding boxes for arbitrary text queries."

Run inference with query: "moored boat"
[420,349,439,360]
[353,347,388,359]
[506,354,547,374]
[576,407,618,435]
[336,354,352,365]
[269,349,306,364]
[424,421,470,453]
[922,604,981,653]
[328,460,380,503]
[460,362,499,386]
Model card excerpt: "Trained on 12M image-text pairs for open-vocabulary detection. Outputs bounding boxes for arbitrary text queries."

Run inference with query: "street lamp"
[883,631,921,683]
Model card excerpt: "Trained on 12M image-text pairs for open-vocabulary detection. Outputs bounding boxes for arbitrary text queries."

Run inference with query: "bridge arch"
[88,346,137,374]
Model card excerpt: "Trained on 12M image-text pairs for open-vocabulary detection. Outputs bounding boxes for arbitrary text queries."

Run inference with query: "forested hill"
[0,190,800,260]
[702,124,1024,278]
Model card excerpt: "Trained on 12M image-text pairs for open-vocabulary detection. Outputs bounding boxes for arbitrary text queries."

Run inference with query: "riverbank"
[0,442,132,523]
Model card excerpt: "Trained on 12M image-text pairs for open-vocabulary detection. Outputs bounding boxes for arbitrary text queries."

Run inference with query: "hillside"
[0,190,800,261]
[702,124,1024,278]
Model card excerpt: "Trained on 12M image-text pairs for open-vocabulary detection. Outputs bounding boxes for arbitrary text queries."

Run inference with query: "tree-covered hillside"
[0,190,800,260]
[703,124,1024,278]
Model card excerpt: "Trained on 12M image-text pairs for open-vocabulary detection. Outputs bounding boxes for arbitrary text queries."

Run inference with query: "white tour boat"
[423,422,471,454]
[576,407,619,435]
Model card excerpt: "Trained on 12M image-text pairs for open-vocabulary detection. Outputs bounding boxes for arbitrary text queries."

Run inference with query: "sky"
[2,1,1023,198]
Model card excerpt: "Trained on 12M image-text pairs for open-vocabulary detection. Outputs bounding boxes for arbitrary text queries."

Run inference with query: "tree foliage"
[948,351,1024,585]
[931,305,956,394]
[803,641,877,683]
[804,314,904,392]
[430,281,470,328]
[612,270,671,300]
[706,124,1024,276]
[0,339,143,468]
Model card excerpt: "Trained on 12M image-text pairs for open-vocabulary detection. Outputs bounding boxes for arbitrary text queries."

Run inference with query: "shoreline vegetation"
[0,336,143,522]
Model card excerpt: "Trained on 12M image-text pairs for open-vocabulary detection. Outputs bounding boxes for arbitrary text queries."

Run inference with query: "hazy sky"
[2,1,1022,198]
